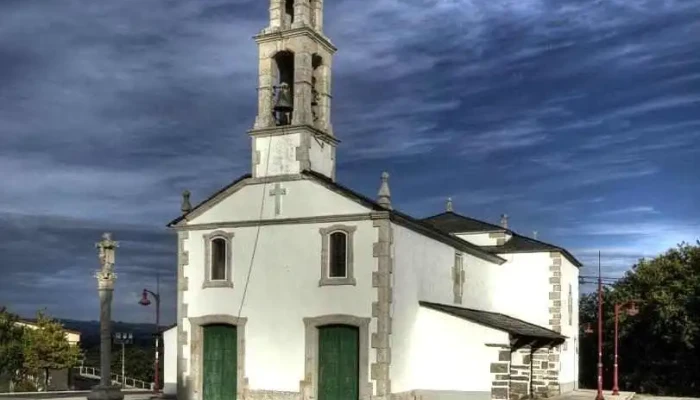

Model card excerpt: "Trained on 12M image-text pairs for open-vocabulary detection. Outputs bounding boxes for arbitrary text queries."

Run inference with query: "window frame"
[319,224,357,286]
[203,230,235,289]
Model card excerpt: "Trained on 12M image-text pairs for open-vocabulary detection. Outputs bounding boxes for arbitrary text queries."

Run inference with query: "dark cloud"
[1,0,699,319]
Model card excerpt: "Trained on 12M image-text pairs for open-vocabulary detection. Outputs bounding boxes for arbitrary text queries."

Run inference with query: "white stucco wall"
[163,327,177,396]
[308,138,334,178]
[455,232,512,247]
[490,252,552,328]
[408,307,509,392]
[558,257,580,391]
[181,214,377,391]
[253,133,302,177]
[187,179,369,225]
[391,224,502,393]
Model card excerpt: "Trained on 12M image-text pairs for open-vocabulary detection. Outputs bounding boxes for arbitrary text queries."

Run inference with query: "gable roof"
[419,301,566,342]
[423,211,506,233]
[421,211,582,267]
[166,171,506,265]
[167,173,251,227]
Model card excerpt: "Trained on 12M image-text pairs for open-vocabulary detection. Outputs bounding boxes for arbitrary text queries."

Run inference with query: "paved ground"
[635,397,700,400]
[0,393,152,400]
[551,389,636,400]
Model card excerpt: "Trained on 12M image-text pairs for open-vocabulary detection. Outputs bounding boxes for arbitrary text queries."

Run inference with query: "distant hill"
[22,318,172,347]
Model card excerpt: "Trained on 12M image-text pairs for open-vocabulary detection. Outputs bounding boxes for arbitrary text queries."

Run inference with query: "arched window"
[273,51,295,126]
[319,225,357,286]
[328,232,347,278]
[211,238,227,280]
[203,231,234,288]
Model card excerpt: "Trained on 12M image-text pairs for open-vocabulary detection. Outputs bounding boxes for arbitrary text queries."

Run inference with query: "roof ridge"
[422,210,507,232]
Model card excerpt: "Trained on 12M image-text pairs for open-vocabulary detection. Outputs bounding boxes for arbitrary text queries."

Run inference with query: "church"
[162,1,581,399]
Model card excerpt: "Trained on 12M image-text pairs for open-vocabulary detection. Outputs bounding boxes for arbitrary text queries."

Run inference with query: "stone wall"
[530,347,550,396]
[490,346,511,400]
[546,252,563,396]
[509,349,531,400]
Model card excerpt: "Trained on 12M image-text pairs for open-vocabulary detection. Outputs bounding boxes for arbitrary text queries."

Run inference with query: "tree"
[0,307,25,390]
[579,242,700,396]
[22,310,82,391]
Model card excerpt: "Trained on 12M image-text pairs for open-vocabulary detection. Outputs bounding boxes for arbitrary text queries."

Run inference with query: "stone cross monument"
[87,233,124,400]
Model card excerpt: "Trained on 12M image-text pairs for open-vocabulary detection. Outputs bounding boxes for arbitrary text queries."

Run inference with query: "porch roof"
[419,301,566,345]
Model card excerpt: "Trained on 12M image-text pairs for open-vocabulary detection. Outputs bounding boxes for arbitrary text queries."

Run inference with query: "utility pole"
[596,251,605,400]
[113,332,133,388]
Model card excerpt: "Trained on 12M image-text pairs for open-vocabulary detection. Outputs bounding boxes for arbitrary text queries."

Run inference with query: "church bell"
[274,82,293,113]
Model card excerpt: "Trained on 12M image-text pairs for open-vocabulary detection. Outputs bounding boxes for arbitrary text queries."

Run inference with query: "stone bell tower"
[249,0,338,181]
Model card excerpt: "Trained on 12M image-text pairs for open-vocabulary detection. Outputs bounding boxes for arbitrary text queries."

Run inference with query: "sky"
[0,0,698,325]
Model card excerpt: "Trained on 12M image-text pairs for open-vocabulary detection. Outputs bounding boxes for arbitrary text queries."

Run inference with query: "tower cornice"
[248,124,340,145]
[254,27,337,54]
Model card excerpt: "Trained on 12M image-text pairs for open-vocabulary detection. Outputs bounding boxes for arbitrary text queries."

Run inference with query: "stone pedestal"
[87,384,125,400]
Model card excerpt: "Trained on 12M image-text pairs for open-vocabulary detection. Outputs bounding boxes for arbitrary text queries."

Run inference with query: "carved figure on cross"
[269,183,287,216]
[96,232,119,273]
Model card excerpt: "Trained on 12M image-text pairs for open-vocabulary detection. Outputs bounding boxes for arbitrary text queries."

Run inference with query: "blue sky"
[0,0,698,324]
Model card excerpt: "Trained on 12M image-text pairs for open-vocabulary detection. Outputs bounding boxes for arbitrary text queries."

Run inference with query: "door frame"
[302,315,371,400]
[190,315,248,400]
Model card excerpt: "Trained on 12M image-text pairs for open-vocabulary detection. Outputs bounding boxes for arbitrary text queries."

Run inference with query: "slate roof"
[419,301,566,342]
[481,235,583,267]
[166,171,506,265]
[421,211,582,267]
[422,211,506,233]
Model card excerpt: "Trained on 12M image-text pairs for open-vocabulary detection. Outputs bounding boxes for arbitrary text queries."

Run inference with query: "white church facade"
[162,1,581,400]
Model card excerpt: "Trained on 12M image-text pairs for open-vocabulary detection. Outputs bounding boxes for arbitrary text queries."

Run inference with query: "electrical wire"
[235,124,279,321]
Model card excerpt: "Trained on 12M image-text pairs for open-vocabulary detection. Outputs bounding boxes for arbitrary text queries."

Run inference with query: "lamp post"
[139,287,160,393]
[612,301,639,395]
[595,252,604,400]
[113,332,133,388]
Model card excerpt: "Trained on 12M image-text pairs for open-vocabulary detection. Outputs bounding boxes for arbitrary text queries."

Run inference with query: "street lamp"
[139,288,160,393]
[612,300,640,396]
[113,332,133,388]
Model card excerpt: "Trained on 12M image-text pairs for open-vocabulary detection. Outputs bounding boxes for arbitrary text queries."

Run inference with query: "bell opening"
[284,0,294,27]
[273,51,295,126]
[311,54,323,122]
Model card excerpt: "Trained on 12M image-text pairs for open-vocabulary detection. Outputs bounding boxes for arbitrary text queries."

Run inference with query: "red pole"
[155,289,161,393]
[612,304,620,395]
[596,252,605,400]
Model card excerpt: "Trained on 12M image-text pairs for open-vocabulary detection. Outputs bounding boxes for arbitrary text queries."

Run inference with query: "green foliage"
[579,242,700,396]
[111,345,156,383]
[0,307,26,383]
[22,310,82,390]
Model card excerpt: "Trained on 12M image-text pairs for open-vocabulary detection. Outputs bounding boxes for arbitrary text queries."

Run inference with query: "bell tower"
[249,0,338,181]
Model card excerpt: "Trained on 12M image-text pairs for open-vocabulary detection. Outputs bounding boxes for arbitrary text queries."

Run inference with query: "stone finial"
[377,172,392,210]
[181,190,192,214]
[446,197,454,212]
[500,214,508,229]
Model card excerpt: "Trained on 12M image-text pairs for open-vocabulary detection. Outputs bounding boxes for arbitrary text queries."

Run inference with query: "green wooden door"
[203,324,237,400]
[318,325,360,400]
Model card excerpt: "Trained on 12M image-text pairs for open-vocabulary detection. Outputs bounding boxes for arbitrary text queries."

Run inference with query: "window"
[329,232,347,277]
[319,225,357,286]
[568,284,573,326]
[203,231,234,289]
[211,238,227,280]
[453,252,465,304]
